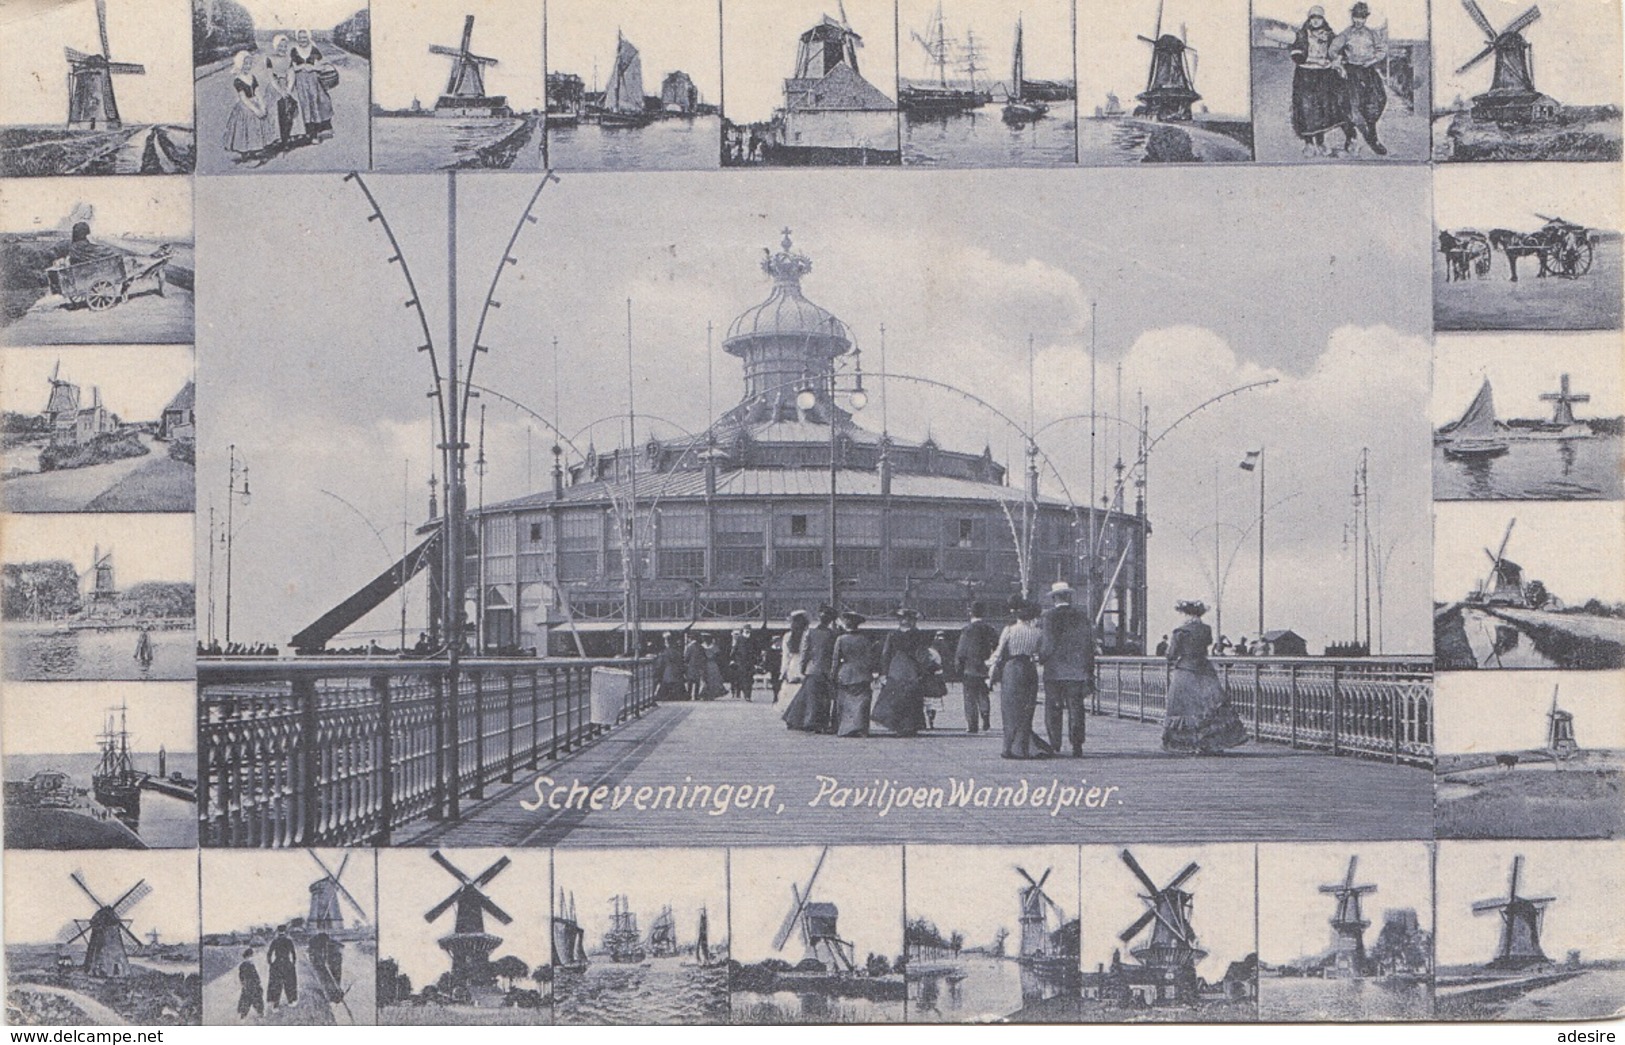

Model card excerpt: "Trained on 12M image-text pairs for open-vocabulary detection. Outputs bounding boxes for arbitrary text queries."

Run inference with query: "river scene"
[553,959,726,1024]
[3,623,194,681]
[1260,976,1432,1020]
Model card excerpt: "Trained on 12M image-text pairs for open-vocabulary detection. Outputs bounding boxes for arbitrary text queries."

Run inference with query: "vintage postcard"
[3,0,1625,1032]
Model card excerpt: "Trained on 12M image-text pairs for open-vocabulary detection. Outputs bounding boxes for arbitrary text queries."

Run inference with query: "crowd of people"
[1289,3,1391,157]
[222,30,338,164]
[653,584,1251,758]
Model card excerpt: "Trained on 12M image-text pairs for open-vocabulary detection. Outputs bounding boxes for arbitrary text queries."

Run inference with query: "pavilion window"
[893,547,937,573]
[657,549,706,579]
[775,547,823,572]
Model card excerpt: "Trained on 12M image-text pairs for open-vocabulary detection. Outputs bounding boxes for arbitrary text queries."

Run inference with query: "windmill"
[64,0,144,130]
[1472,518,1526,607]
[424,850,512,985]
[60,872,150,977]
[1118,849,1207,972]
[428,15,509,118]
[1133,0,1201,121]
[1318,856,1377,976]
[1455,2,1559,122]
[81,544,118,606]
[1545,684,1577,760]
[771,846,857,973]
[1015,866,1067,961]
[1472,855,1555,969]
[1539,373,1590,428]
[306,850,368,932]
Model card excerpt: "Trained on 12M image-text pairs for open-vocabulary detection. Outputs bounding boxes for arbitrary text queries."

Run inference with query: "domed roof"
[724,231,852,349]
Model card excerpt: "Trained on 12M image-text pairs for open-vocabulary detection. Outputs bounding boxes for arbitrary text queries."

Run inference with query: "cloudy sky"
[1436,670,1625,753]
[1077,0,1250,119]
[1436,840,1625,967]
[730,845,903,963]
[0,0,194,126]
[1432,331,1623,427]
[5,849,198,946]
[2,680,194,756]
[1256,841,1431,964]
[1434,162,1622,231]
[553,847,725,953]
[907,844,1078,952]
[1434,501,1625,606]
[898,0,1072,85]
[0,175,191,239]
[203,848,375,934]
[196,166,1432,651]
[1432,0,1623,111]
[1078,843,1255,982]
[377,848,551,991]
[5,512,193,583]
[547,0,720,105]
[723,0,898,124]
[2,345,194,426]
[371,0,543,112]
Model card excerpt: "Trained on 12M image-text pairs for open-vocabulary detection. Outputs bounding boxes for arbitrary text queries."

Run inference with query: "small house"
[1261,629,1307,657]
[159,380,195,442]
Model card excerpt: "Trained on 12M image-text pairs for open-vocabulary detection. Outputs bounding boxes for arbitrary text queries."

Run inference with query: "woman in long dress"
[261,34,305,148]
[222,51,275,160]
[1289,6,1354,155]
[779,611,818,731]
[872,608,935,737]
[784,605,837,732]
[700,636,727,700]
[289,29,335,140]
[831,611,875,737]
[1161,600,1250,754]
[989,598,1047,759]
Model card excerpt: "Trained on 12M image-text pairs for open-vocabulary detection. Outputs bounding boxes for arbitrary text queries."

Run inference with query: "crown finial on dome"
[762,227,814,287]
[781,227,794,251]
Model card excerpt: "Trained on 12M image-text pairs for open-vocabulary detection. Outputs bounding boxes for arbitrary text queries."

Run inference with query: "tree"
[949,931,964,956]
[376,959,400,1006]
[1524,579,1550,609]
[3,561,81,620]
[491,955,529,991]
[864,953,891,977]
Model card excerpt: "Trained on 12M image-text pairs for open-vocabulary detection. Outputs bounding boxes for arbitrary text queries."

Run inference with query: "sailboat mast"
[1011,18,1024,102]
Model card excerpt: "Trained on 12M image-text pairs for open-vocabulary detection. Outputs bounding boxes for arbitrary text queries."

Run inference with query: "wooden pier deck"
[397,687,1432,849]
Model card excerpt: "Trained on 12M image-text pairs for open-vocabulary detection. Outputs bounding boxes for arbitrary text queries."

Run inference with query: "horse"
[1488,228,1553,282]
[1438,230,1489,282]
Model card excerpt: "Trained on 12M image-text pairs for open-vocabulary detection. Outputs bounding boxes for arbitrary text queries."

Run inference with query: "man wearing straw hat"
[1039,580,1095,757]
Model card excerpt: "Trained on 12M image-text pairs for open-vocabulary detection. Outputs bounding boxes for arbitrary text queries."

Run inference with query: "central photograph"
[192,166,1435,851]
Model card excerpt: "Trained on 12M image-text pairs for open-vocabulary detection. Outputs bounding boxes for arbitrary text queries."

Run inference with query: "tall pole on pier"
[1257,447,1265,640]
[1361,447,1372,653]
[224,444,249,645]
[445,172,466,668]
[625,298,640,656]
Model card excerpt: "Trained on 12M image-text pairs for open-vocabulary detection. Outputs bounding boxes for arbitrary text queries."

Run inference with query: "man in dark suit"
[1039,581,1095,757]
[800,604,838,732]
[266,924,299,1008]
[954,602,998,733]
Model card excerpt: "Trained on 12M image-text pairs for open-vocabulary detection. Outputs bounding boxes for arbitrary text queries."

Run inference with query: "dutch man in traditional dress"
[1290,6,1356,155]
[1332,3,1389,155]
[1161,600,1250,755]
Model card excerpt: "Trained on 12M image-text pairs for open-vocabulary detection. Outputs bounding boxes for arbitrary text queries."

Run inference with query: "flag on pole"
[1239,450,1261,472]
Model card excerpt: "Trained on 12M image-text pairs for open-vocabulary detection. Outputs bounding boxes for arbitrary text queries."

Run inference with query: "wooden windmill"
[1455,1,1559,122]
[1118,849,1207,971]
[429,15,507,117]
[306,850,369,932]
[1539,373,1590,428]
[1473,855,1555,969]
[64,0,145,130]
[771,846,857,973]
[1133,0,1201,121]
[424,850,512,985]
[1545,684,1577,760]
[1015,866,1066,960]
[1473,518,1526,607]
[1318,856,1376,976]
[61,871,150,978]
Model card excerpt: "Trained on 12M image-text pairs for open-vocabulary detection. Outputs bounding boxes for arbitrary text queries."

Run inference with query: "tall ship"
[647,904,679,958]
[899,3,991,114]
[93,702,142,826]
[605,894,647,963]
[552,889,589,971]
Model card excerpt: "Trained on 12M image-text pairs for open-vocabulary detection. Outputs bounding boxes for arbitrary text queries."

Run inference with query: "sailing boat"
[92,703,141,826]
[1002,17,1049,123]
[551,889,590,971]
[693,905,722,967]
[1441,379,1510,460]
[647,904,679,958]
[605,894,647,963]
[900,2,991,114]
[597,32,651,127]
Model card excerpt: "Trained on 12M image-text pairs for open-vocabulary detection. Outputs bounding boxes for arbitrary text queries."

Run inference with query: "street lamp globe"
[796,387,818,412]
[849,388,868,411]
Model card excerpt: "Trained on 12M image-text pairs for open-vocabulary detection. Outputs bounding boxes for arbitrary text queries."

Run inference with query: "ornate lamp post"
[796,342,867,609]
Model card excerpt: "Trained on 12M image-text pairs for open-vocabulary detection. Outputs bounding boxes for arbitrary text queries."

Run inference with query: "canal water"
[553,958,727,1024]
[1434,437,1624,500]
[902,102,1077,167]
[3,625,195,681]
[1457,608,1563,669]
[373,116,542,172]
[908,955,1073,1023]
[547,116,721,172]
[5,752,198,847]
[1079,116,1253,164]
[1260,976,1433,1020]
[731,988,904,1024]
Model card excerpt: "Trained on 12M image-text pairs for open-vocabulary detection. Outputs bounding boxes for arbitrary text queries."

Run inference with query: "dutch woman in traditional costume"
[988,597,1047,759]
[872,608,937,737]
[1289,6,1355,155]
[1161,600,1250,754]
[222,51,275,160]
[262,34,305,147]
[290,29,335,140]
[831,610,875,737]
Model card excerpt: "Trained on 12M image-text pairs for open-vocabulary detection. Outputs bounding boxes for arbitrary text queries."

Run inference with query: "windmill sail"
[604,34,645,115]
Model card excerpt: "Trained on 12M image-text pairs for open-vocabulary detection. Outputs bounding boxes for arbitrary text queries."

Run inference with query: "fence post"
[505,672,517,783]
[470,671,486,800]
[1288,664,1299,750]
[1251,663,1262,741]
[374,675,394,846]
[1391,687,1402,764]
[445,667,462,820]
[550,665,562,760]
[1331,664,1342,757]
[530,666,543,770]
[296,677,320,846]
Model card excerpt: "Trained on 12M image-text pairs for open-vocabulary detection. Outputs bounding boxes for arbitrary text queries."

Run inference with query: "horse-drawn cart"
[45,246,173,311]
[1442,218,1599,282]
